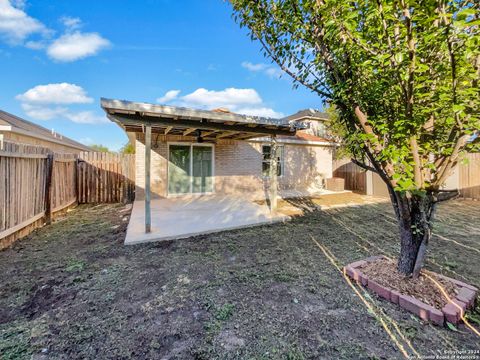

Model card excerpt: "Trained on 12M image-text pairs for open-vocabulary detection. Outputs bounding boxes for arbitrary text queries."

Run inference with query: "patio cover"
[101,98,303,141]
[101,98,303,235]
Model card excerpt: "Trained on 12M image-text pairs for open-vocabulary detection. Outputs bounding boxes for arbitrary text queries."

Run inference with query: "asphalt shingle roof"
[0,110,91,151]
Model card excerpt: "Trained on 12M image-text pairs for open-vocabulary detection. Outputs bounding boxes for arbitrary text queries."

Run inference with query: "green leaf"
[231,0,480,199]
[446,322,458,332]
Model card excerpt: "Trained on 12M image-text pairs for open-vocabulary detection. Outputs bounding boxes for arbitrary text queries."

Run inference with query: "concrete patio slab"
[125,195,289,244]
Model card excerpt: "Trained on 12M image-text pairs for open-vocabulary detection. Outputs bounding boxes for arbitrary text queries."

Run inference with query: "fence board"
[459,153,480,200]
[0,142,135,249]
[51,155,77,213]
[0,142,50,248]
[77,152,135,203]
[332,158,367,193]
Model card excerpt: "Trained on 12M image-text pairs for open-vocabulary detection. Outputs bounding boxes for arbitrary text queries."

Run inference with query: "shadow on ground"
[0,199,479,359]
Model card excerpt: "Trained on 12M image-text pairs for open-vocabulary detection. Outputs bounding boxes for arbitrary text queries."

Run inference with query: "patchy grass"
[214,303,235,321]
[0,199,479,359]
[64,258,87,273]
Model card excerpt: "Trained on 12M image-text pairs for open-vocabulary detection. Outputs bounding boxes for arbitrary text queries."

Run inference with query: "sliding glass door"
[168,144,213,195]
[168,145,191,195]
[192,146,213,193]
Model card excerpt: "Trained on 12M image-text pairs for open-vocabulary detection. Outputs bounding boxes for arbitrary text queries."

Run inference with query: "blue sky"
[0,0,323,150]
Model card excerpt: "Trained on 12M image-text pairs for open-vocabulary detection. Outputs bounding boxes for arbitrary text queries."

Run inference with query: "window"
[262,144,284,177]
[168,144,214,195]
[315,122,327,138]
[308,121,327,138]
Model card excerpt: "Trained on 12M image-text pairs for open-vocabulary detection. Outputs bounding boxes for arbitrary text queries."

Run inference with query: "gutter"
[287,115,329,122]
[248,136,337,147]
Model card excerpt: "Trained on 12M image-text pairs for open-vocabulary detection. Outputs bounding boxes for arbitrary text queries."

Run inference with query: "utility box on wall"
[326,177,345,191]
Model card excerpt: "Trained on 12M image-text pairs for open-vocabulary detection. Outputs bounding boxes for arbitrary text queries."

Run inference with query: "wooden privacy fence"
[50,153,77,215]
[0,142,77,248]
[333,153,480,199]
[0,142,49,247]
[77,152,135,203]
[459,152,480,200]
[332,158,366,193]
[0,143,135,249]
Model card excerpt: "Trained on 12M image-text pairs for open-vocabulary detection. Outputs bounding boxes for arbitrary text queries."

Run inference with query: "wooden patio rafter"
[101,98,304,141]
[101,98,302,234]
[107,113,298,141]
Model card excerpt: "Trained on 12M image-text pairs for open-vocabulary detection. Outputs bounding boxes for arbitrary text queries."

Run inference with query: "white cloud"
[0,0,50,44]
[21,103,68,121]
[47,31,110,62]
[158,87,283,118]
[235,107,284,118]
[264,67,283,78]
[21,104,107,124]
[61,16,82,31]
[157,89,180,103]
[241,62,268,72]
[46,17,110,62]
[64,111,107,124]
[16,83,93,104]
[0,3,109,62]
[16,83,106,124]
[181,88,262,109]
[24,39,46,49]
[241,61,283,79]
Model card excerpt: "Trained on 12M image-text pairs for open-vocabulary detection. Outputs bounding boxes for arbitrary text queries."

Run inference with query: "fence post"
[44,154,54,225]
[74,157,79,205]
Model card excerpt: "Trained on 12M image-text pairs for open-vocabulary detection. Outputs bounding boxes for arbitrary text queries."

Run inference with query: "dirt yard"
[1,197,479,359]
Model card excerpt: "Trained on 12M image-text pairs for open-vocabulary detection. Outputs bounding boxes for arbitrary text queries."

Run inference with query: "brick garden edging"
[343,256,478,326]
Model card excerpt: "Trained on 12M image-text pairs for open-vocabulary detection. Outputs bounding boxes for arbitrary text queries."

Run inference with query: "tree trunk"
[390,191,436,277]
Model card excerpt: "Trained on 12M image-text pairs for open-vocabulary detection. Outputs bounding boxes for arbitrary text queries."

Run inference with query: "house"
[284,108,330,138]
[101,99,335,200]
[101,98,336,243]
[0,109,91,153]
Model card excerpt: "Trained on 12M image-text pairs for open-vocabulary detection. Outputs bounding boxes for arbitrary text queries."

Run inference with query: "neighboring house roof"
[0,110,91,151]
[101,98,306,140]
[283,108,329,122]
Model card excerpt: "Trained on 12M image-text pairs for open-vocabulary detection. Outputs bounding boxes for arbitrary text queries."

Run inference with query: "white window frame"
[261,143,284,178]
[167,142,215,196]
[315,121,327,138]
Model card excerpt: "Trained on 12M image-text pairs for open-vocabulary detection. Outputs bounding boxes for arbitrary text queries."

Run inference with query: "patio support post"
[269,135,278,212]
[145,123,152,233]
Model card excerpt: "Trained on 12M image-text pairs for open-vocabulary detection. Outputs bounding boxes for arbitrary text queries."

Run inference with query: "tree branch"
[376,0,408,100]
[444,7,463,130]
[434,190,460,203]
[401,0,416,120]
[255,35,332,99]
[433,134,470,188]
[410,136,423,187]
[251,1,334,99]
[351,158,377,173]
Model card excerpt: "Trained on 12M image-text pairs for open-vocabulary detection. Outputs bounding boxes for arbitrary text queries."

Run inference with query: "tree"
[231,0,479,277]
[119,142,135,154]
[90,144,110,152]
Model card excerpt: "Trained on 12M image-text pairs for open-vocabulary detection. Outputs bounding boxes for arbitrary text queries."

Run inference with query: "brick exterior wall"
[133,132,333,200]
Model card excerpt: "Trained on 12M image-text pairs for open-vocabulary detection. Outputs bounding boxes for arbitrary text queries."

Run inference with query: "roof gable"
[283,109,329,122]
